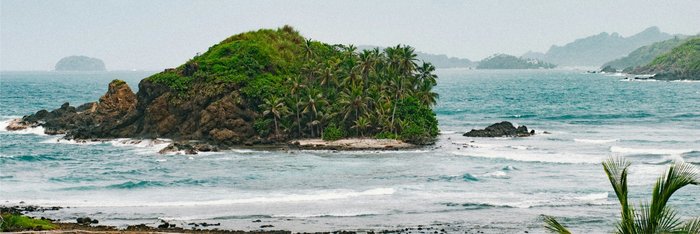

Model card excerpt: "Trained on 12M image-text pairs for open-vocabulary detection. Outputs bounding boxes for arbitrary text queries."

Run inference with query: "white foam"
[574,138,618,144]
[610,146,694,155]
[0,118,46,135]
[574,192,608,201]
[482,171,509,179]
[19,188,396,208]
[451,148,603,164]
[40,137,101,145]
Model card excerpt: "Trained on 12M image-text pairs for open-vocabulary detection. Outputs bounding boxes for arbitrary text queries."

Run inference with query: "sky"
[1,0,699,71]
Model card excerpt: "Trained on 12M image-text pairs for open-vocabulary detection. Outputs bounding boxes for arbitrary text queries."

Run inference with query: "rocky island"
[477,54,556,69]
[7,26,439,152]
[463,121,534,137]
[54,55,106,71]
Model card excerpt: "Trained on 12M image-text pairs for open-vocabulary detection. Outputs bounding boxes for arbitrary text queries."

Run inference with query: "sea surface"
[1,70,699,233]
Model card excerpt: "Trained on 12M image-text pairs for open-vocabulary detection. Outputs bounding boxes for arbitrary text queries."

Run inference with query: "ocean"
[1,70,699,233]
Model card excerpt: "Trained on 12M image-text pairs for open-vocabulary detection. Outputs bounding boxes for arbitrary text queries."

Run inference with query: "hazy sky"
[2,0,699,71]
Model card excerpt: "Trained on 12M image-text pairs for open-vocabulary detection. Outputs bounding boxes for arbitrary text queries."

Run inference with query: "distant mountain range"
[523,26,676,67]
[357,45,476,69]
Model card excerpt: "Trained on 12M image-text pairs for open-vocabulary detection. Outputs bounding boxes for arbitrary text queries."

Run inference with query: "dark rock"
[158,142,219,154]
[260,225,274,228]
[76,217,92,224]
[157,221,170,229]
[463,121,534,137]
[252,219,262,223]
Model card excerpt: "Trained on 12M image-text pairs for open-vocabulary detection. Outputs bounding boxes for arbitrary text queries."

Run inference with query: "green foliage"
[110,79,127,86]
[478,54,556,69]
[322,123,345,141]
[636,38,700,80]
[147,71,192,92]
[375,131,399,140]
[544,158,699,234]
[253,118,272,137]
[0,214,57,231]
[242,74,287,108]
[603,36,695,70]
[144,26,440,143]
[395,97,438,144]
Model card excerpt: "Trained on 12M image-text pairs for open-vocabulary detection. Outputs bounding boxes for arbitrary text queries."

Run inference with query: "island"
[54,55,106,71]
[602,36,695,72]
[631,37,700,80]
[477,54,556,69]
[7,26,439,152]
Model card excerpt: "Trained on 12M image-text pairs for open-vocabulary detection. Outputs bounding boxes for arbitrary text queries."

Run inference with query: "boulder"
[463,121,534,137]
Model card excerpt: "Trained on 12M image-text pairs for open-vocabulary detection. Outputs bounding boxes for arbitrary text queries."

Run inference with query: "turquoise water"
[1,70,699,233]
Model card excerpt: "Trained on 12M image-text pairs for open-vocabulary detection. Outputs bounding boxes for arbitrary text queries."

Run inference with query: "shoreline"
[1,205,484,234]
[3,119,420,153]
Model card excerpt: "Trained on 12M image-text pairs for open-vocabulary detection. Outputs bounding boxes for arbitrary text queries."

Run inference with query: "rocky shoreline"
[1,205,526,233]
[5,119,417,154]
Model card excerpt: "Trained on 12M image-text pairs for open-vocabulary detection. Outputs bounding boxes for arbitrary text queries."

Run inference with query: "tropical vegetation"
[0,213,57,232]
[633,38,700,80]
[544,157,700,234]
[145,26,439,144]
[603,36,696,71]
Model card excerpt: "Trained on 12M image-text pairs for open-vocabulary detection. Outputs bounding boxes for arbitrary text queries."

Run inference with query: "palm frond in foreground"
[544,157,699,234]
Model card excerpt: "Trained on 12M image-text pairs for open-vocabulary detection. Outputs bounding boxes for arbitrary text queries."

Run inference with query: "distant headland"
[54,56,106,71]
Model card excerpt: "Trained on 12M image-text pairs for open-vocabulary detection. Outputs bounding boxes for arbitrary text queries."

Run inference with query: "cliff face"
[16,78,261,145]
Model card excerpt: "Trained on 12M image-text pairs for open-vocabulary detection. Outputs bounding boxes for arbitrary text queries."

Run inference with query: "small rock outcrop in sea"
[463,121,533,137]
[158,142,219,155]
[55,56,106,71]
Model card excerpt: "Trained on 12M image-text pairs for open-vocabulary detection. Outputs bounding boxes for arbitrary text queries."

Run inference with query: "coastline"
[1,205,518,234]
[3,119,419,153]
[290,138,417,151]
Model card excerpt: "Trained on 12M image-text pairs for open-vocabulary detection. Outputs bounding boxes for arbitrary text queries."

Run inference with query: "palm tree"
[351,116,370,137]
[287,76,306,136]
[303,39,315,59]
[339,85,371,122]
[544,157,700,234]
[301,88,328,137]
[416,81,439,107]
[357,50,377,90]
[417,62,438,88]
[259,96,289,136]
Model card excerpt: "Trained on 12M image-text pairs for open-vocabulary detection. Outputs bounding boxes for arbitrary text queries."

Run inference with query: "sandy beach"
[291,138,417,150]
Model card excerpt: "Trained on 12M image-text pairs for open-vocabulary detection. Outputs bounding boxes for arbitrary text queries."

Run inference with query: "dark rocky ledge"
[463,121,534,137]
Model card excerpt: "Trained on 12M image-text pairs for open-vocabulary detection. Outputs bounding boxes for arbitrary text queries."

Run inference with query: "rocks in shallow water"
[463,121,534,137]
[158,142,219,154]
[76,217,98,225]
[5,119,30,131]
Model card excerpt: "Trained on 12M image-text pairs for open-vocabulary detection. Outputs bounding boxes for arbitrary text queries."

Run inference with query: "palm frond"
[678,217,700,234]
[602,157,635,233]
[544,216,572,234]
[647,162,699,231]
